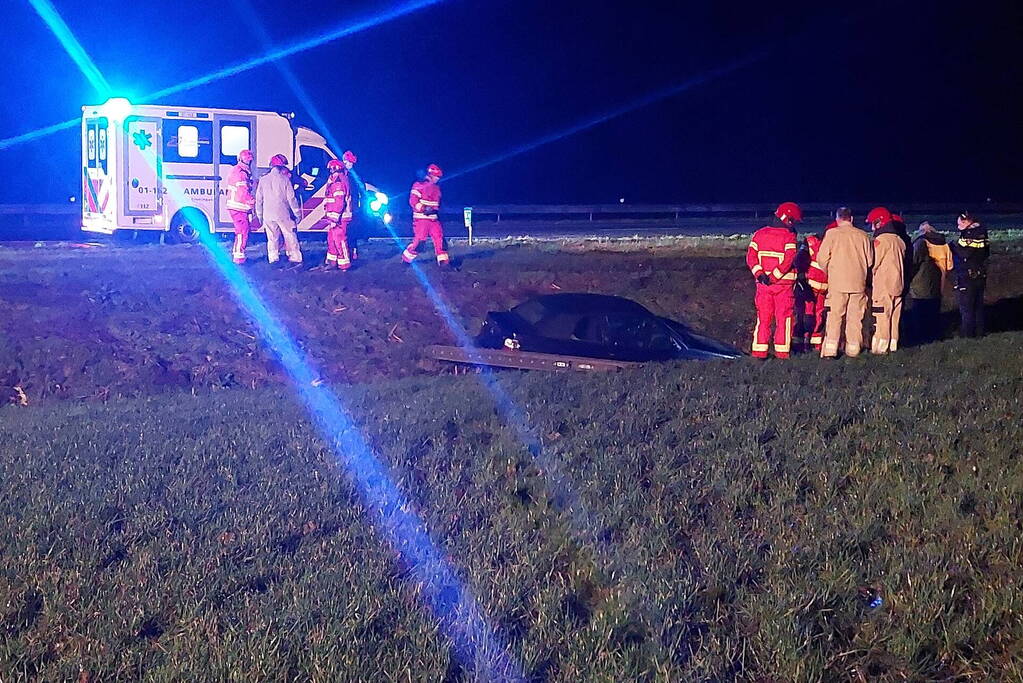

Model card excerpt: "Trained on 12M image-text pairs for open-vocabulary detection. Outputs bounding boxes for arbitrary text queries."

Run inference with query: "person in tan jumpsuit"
[817,207,874,358]
[869,208,907,353]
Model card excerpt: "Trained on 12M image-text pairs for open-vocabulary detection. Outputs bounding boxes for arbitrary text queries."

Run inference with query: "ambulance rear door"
[82,116,114,230]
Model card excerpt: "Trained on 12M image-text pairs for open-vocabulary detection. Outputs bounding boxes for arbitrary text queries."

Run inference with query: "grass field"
[2,237,1023,680]
[2,235,1022,406]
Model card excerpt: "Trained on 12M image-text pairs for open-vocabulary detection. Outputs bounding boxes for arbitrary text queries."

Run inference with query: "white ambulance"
[81,98,390,242]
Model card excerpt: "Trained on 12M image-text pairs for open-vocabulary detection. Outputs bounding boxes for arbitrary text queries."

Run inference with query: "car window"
[604,314,674,351]
[571,316,603,343]
[533,313,583,340]
[512,300,547,326]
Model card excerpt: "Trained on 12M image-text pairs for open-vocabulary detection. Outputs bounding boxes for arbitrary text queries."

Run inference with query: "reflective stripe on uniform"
[413,213,439,220]
[758,250,784,259]
[775,318,792,353]
[958,238,987,248]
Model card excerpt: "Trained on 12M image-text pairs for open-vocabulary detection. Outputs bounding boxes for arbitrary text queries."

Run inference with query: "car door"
[601,313,678,361]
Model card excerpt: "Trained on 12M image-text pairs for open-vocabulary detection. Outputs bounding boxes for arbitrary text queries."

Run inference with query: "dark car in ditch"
[428,293,742,372]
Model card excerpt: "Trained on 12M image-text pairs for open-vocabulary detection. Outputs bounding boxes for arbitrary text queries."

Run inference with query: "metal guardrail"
[460,202,1023,223]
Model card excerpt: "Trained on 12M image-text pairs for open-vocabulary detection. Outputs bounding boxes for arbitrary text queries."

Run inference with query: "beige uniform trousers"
[871,294,903,354]
[263,218,303,264]
[822,291,868,358]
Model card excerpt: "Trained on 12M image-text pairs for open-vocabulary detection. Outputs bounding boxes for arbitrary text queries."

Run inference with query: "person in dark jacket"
[948,212,990,338]
[905,221,953,344]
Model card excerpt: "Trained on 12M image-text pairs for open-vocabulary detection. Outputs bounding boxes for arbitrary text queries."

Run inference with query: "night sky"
[1,0,1020,207]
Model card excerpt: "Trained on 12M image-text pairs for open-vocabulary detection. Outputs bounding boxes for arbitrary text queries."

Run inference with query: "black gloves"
[757,274,771,285]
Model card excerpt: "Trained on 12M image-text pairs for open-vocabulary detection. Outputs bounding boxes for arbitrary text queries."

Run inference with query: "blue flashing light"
[369,200,382,213]
[375,192,389,205]
[100,97,133,121]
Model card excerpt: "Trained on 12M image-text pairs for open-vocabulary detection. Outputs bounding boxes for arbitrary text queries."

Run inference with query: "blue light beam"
[27,0,111,97]
[191,226,523,680]
[146,0,443,100]
[229,0,342,154]
[1,0,442,151]
[130,128,522,681]
[350,169,618,566]
[445,50,769,181]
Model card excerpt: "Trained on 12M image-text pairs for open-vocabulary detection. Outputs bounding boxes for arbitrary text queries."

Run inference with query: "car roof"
[516,294,652,316]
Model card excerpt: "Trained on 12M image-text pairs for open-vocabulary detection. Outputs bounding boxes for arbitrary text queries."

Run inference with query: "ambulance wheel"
[168,208,207,244]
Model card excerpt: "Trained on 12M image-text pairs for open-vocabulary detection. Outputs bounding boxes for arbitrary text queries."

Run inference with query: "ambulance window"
[177,126,199,158]
[98,128,107,161]
[220,125,250,158]
[298,146,331,193]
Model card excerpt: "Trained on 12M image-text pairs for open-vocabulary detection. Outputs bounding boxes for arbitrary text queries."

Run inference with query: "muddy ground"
[2,235,1021,404]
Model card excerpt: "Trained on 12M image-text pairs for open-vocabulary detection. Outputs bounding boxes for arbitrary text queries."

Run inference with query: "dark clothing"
[949,224,989,337]
[905,297,942,345]
[956,280,986,338]
[910,232,950,300]
[949,224,990,288]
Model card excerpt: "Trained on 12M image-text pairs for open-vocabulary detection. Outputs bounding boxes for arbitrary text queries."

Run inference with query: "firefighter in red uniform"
[227,149,256,264]
[402,164,449,267]
[794,221,834,351]
[746,202,802,358]
[317,150,357,271]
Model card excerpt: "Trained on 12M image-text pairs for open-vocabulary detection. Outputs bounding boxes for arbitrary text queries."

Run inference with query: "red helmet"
[342,150,357,165]
[775,201,802,224]
[866,207,892,226]
[270,154,289,168]
[237,149,254,164]
[326,158,344,172]
[427,163,444,178]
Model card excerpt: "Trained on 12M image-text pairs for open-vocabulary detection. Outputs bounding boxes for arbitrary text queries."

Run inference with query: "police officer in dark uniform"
[949,211,990,338]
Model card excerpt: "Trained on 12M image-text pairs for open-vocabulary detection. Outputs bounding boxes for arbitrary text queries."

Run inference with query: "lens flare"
[445,50,769,181]
[27,0,111,97]
[147,0,443,101]
[62,55,522,678]
[1,0,443,151]
[229,0,343,154]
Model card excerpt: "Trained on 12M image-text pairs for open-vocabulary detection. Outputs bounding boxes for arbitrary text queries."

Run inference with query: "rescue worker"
[227,149,256,265]
[949,211,990,337]
[746,202,801,359]
[402,164,449,267]
[906,221,953,344]
[817,207,873,358]
[868,207,907,354]
[794,220,833,351]
[316,150,357,272]
[254,154,303,267]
